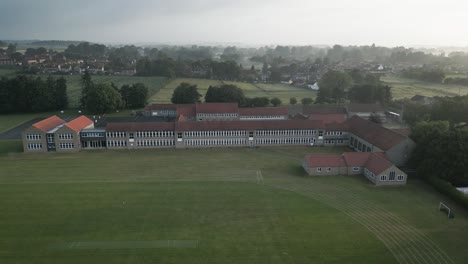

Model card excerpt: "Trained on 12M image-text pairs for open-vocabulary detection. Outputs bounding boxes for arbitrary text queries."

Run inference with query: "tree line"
[0,75,68,113]
[401,68,446,83]
[316,69,392,104]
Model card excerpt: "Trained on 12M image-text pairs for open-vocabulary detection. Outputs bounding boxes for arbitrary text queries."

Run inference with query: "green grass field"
[382,75,468,99]
[0,146,467,263]
[149,78,317,104]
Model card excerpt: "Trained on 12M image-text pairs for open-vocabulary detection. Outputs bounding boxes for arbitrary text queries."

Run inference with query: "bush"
[426,176,468,211]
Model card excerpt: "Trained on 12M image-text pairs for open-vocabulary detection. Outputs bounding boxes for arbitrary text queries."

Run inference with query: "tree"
[317,70,353,103]
[270,97,282,107]
[205,85,245,104]
[171,83,201,104]
[83,83,122,113]
[242,97,270,107]
[120,83,149,109]
[301,97,313,105]
[289,97,297,105]
[55,77,68,110]
[80,71,93,108]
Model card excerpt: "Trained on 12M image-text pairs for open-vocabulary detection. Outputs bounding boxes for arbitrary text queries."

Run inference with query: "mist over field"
[0,0,467,47]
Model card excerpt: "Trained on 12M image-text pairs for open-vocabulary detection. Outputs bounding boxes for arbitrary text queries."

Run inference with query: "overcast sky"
[1,0,467,47]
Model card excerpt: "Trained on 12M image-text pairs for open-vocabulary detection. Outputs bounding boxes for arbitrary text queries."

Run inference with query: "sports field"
[0,145,467,264]
[149,78,316,104]
[382,75,468,99]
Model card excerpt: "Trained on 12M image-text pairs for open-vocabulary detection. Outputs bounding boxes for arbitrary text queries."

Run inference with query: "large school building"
[21,103,414,186]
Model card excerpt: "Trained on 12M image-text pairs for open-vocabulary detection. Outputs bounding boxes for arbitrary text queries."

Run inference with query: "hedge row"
[427,176,468,211]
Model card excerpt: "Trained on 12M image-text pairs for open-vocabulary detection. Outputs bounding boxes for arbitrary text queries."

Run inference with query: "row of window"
[136,139,175,147]
[381,174,405,181]
[107,140,128,147]
[239,116,286,120]
[135,131,175,138]
[184,130,247,138]
[317,167,333,172]
[81,132,105,138]
[27,143,42,150]
[58,133,73,140]
[59,143,74,149]
[255,137,314,145]
[197,113,238,117]
[255,130,317,136]
[350,136,372,152]
[325,131,344,136]
[106,132,127,138]
[185,138,246,146]
[153,110,176,116]
[325,140,346,144]
[26,134,41,140]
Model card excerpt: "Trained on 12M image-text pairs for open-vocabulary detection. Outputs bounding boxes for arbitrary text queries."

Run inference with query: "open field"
[0,146,467,263]
[149,78,317,104]
[382,75,468,99]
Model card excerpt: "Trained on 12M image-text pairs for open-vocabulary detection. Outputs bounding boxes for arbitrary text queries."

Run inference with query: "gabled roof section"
[365,152,394,175]
[32,115,66,132]
[343,152,372,167]
[304,154,346,167]
[195,103,239,114]
[176,104,196,117]
[239,107,288,116]
[65,116,94,132]
[346,116,407,151]
[347,103,384,113]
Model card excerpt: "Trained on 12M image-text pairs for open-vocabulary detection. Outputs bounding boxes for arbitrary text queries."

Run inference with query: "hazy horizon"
[1,0,467,47]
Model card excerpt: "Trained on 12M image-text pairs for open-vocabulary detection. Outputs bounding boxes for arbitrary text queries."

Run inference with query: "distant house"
[302,152,407,186]
[307,82,319,90]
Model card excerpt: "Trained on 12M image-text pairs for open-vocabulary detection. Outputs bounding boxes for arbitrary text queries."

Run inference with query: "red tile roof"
[65,116,94,132]
[343,152,372,167]
[195,103,239,114]
[32,115,66,132]
[176,104,196,117]
[305,152,393,174]
[304,154,346,167]
[325,122,349,131]
[107,122,175,132]
[303,105,347,114]
[346,116,407,151]
[175,120,325,131]
[391,128,411,137]
[239,107,288,116]
[365,153,393,175]
[309,114,346,124]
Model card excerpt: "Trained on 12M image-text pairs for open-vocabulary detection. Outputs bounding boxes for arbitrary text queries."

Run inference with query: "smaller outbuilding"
[302,152,407,186]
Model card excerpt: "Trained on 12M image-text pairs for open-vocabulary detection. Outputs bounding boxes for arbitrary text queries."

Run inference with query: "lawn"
[0,147,467,263]
[0,112,61,133]
[149,78,317,104]
[382,75,468,99]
